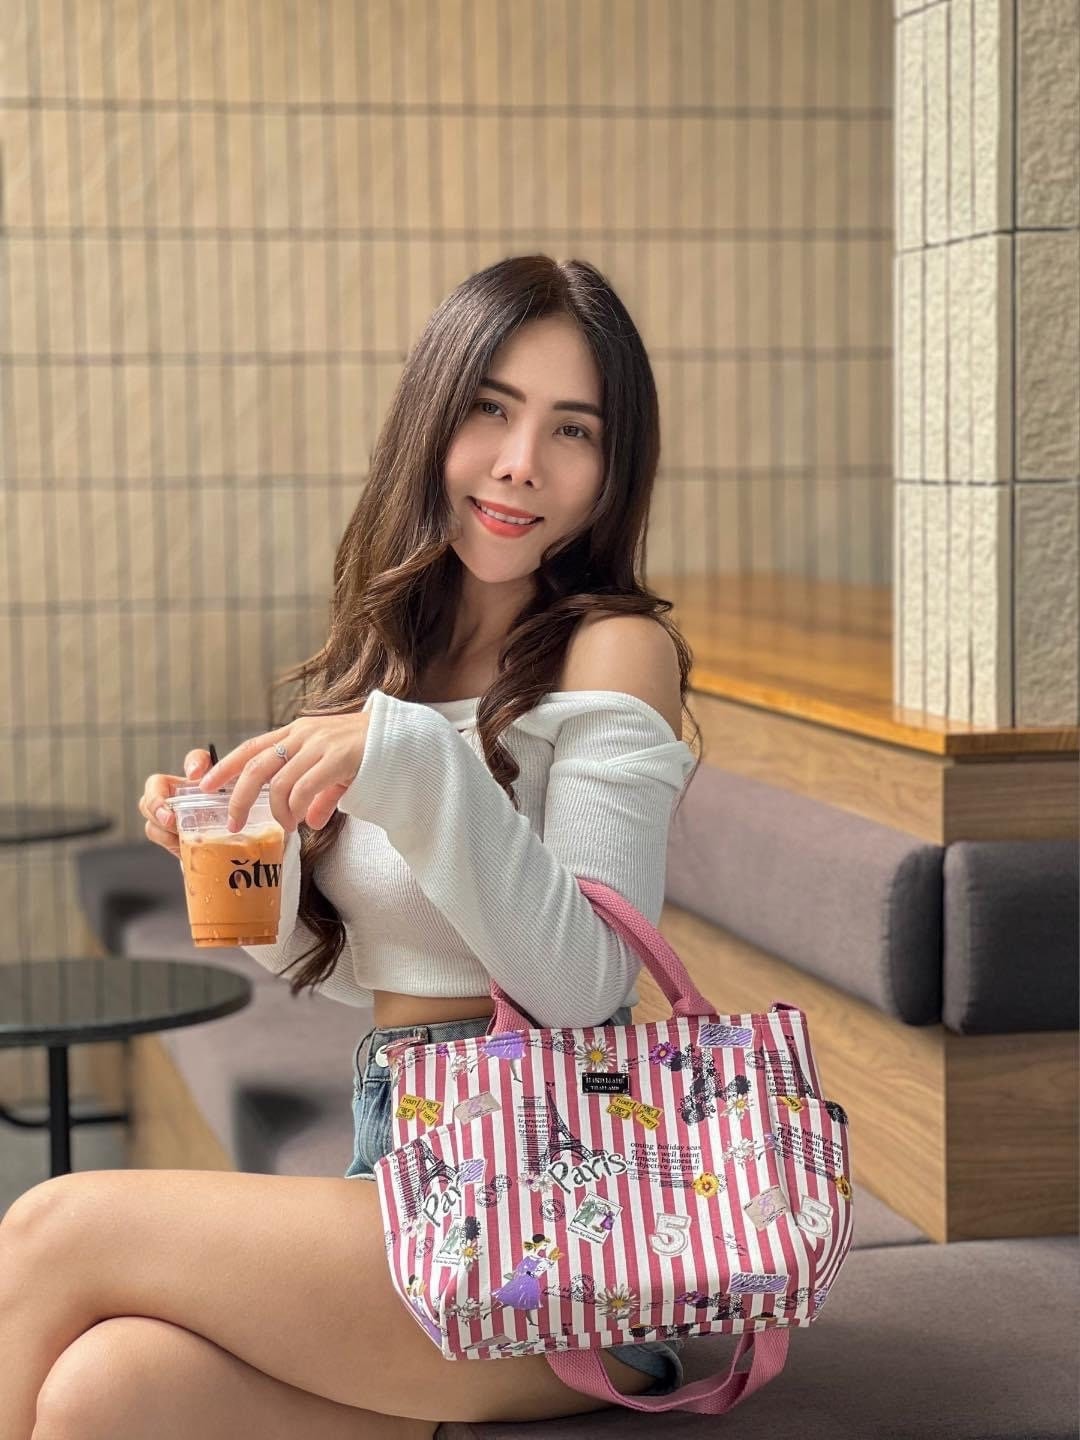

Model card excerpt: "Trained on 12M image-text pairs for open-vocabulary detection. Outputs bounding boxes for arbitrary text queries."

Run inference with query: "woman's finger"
[266,747,328,832]
[144,818,180,857]
[140,774,168,811]
[286,756,346,830]
[141,771,189,830]
[141,752,208,835]
[199,727,290,793]
[140,779,167,827]
[304,783,349,832]
[183,749,212,780]
[224,741,301,833]
[266,757,308,833]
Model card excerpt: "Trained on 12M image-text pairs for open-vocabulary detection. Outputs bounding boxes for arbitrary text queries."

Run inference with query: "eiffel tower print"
[393,1141,458,1220]
[522,1084,598,1172]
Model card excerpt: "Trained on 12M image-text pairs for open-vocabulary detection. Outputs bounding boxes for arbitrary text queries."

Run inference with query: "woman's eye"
[474,400,590,442]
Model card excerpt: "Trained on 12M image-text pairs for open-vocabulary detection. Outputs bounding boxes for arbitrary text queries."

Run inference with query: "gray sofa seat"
[440,1237,1079,1440]
[665,766,1079,1033]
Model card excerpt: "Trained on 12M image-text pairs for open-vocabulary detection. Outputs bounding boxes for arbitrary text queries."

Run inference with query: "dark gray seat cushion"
[666,767,1079,1034]
[944,840,1080,1033]
[76,841,189,956]
[439,1237,1079,1439]
[665,767,943,1024]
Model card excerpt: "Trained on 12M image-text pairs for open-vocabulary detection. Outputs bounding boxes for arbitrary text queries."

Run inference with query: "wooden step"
[660,572,1077,758]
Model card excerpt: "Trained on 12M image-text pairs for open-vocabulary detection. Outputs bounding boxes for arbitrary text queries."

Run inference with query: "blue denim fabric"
[345,1007,685,1398]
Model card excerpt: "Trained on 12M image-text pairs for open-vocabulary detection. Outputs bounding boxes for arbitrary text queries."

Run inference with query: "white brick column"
[894,0,1079,725]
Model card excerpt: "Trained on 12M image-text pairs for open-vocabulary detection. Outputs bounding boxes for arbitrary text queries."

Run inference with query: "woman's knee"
[0,1174,87,1295]
[1,1173,120,1329]
[32,1316,165,1440]
[2,1173,77,1238]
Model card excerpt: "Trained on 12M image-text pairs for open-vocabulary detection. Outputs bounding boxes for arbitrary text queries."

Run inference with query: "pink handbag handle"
[488,877,719,1033]
[548,1328,789,1414]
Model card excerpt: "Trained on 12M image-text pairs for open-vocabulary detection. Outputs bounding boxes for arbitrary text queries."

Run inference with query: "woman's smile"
[468,496,545,538]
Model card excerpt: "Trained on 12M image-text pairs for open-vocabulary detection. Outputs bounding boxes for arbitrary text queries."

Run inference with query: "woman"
[0,256,703,1437]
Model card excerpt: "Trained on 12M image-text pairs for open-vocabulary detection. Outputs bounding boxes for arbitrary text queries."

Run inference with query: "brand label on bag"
[582,1072,629,1094]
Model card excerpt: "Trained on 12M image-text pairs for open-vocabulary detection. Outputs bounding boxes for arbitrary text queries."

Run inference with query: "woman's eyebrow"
[478,376,603,421]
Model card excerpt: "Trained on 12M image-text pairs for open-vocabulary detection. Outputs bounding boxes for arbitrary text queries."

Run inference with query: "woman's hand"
[198,712,371,835]
[138,749,212,857]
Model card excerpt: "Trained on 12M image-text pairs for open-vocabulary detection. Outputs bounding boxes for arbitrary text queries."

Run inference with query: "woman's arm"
[337,622,693,1027]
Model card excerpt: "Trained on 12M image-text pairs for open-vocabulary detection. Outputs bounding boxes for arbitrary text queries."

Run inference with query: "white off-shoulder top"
[241,688,696,1028]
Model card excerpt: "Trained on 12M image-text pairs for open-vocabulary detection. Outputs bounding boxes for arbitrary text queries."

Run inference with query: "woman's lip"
[469,497,543,523]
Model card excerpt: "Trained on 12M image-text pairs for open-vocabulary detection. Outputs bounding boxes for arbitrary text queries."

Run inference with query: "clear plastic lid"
[168,781,270,801]
[165,783,276,833]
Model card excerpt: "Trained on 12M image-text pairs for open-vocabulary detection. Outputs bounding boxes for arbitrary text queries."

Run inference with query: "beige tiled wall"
[893,0,1080,725]
[0,0,892,1090]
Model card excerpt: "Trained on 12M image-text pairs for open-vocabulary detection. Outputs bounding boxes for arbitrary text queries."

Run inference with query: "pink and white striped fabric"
[374,878,854,1415]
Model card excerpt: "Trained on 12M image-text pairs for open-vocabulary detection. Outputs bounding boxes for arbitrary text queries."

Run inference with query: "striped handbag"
[374,877,854,1415]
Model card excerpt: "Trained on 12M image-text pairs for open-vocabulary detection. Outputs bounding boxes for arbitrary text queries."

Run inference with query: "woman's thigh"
[34,1316,436,1440]
[5,1168,645,1425]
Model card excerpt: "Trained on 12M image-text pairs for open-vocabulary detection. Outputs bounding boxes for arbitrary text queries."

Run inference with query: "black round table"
[0,805,113,846]
[0,957,252,1176]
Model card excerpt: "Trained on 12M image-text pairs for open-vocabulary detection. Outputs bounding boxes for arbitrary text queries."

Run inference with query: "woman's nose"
[493,422,545,483]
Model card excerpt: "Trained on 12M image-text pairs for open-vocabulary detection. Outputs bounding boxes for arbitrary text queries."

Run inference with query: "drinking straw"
[206,742,226,792]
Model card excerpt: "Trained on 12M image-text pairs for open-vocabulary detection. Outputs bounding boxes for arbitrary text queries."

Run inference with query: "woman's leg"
[31,1316,434,1440]
[0,1168,649,1439]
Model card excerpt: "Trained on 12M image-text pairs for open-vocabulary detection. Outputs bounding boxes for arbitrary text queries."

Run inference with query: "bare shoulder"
[556,613,684,738]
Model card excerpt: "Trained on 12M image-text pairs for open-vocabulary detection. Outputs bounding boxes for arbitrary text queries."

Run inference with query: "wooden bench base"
[647,903,1079,1243]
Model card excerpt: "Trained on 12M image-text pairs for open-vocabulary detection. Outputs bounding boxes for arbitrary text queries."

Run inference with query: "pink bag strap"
[547,1329,789,1414]
[488,877,718,1033]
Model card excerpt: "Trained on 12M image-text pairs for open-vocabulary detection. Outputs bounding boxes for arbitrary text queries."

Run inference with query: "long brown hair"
[271,254,703,996]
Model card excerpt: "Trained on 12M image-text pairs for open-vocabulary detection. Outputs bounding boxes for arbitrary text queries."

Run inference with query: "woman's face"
[444,314,605,585]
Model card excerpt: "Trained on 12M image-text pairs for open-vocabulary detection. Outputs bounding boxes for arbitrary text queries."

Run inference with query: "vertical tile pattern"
[1015,483,1080,725]
[925,4,950,246]
[1016,0,1080,228]
[969,233,1013,485]
[899,6,926,251]
[894,0,1079,725]
[1,3,894,1005]
[923,245,948,481]
[924,484,950,711]
[1016,231,1080,481]
[948,0,974,238]
[899,249,925,481]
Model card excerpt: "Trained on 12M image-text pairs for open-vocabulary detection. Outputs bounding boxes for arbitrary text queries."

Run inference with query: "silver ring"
[274,742,289,762]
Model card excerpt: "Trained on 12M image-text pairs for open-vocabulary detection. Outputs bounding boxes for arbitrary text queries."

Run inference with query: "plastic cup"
[165,783,285,947]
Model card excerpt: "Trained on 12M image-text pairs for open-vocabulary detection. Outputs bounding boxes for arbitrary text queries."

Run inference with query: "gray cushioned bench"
[74,776,1080,1436]
[665,767,1079,1033]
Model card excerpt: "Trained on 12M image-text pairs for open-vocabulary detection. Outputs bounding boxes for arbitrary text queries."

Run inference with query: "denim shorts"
[345,1009,685,1398]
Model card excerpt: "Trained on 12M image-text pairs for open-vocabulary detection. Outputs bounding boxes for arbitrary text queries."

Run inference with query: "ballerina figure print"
[492,1233,564,1324]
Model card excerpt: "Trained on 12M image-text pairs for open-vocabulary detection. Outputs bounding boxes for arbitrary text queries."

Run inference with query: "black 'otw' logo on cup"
[228,858,282,890]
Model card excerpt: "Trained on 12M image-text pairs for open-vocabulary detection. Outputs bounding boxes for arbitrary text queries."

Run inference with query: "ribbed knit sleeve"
[239,828,372,1007]
[336,688,695,1027]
